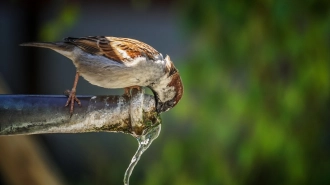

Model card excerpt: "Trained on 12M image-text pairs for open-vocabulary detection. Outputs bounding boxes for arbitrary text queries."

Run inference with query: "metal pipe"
[0,89,161,136]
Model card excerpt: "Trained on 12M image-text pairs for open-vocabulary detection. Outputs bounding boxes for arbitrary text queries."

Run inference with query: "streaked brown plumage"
[20,36,183,115]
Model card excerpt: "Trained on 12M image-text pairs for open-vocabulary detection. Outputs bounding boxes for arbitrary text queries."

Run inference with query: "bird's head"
[149,55,183,114]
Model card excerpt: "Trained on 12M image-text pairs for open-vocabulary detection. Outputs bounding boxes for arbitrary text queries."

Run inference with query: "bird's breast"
[73,54,166,89]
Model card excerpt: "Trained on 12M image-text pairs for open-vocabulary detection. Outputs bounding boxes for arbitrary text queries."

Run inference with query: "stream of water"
[123,124,162,185]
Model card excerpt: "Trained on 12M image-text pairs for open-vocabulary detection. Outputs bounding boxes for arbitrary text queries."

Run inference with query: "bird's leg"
[124,86,141,97]
[65,71,81,116]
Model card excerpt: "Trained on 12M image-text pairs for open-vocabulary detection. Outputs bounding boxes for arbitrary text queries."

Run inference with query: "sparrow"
[20,36,183,115]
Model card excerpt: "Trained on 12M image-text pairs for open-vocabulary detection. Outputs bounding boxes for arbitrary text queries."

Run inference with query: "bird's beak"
[156,101,167,113]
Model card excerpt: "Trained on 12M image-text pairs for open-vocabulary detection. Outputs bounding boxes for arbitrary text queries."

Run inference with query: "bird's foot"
[124,86,141,98]
[64,89,81,116]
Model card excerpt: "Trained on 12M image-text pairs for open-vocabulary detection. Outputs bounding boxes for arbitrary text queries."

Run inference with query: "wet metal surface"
[0,90,160,136]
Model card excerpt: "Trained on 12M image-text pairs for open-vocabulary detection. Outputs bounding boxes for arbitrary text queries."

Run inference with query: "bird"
[20,36,183,115]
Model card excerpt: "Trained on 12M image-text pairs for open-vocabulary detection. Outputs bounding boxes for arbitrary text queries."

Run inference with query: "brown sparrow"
[20,36,183,115]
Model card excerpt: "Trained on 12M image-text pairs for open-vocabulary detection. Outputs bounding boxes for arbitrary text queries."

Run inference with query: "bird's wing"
[64,36,160,62]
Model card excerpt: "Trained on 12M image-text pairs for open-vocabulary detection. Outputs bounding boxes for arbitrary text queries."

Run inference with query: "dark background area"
[1,0,330,185]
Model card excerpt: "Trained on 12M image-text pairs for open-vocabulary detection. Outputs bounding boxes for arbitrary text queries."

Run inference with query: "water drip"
[124,123,161,185]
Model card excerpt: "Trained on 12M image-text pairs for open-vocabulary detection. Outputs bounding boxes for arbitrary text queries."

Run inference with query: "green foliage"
[143,0,330,184]
[39,4,80,41]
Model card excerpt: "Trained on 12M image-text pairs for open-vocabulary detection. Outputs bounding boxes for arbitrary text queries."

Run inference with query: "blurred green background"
[0,0,330,185]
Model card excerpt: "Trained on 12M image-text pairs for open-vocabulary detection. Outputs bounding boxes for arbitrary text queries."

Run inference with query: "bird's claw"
[124,88,131,98]
[65,89,81,116]
[124,86,141,98]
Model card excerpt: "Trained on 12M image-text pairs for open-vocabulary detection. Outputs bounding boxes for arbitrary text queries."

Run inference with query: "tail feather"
[20,42,74,52]
[20,42,75,58]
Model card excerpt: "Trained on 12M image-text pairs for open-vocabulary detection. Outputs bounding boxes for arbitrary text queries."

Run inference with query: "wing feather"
[64,36,160,63]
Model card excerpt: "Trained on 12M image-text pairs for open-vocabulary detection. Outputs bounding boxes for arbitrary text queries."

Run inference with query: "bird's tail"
[20,42,74,51]
[20,42,75,58]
